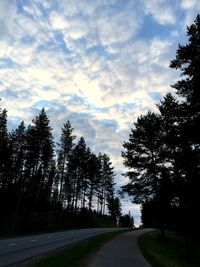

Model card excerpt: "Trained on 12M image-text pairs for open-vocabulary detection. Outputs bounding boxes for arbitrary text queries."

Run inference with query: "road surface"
[87,229,152,267]
[0,228,125,266]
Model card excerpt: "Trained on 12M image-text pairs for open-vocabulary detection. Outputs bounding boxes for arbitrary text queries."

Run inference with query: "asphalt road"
[0,227,125,267]
[87,229,152,267]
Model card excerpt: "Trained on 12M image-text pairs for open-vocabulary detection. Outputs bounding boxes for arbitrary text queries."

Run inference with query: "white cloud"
[50,12,70,30]
[181,0,200,9]
[180,0,200,28]
[0,0,16,38]
[144,0,176,25]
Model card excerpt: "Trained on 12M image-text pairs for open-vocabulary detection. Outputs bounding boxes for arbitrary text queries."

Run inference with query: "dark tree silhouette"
[107,196,121,225]
[122,112,163,203]
[24,108,54,211]
[122,14,200,258]
[57,121,76,207]
[0,107,9,192]
[97,153,115,214]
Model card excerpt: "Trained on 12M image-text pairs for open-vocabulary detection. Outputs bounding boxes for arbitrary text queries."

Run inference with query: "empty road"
[0,228,125,266]
[87,229,152,267]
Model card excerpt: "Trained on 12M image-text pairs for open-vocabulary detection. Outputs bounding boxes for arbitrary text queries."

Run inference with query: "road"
[0,228,125,266]
[87,229,152,267]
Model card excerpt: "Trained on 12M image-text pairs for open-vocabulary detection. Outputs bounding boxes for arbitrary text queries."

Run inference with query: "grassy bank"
[30,229,130,267]
[138,230,200,267]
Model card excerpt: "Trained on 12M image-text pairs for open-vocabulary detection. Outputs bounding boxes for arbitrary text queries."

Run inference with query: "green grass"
[30,229,130,267]
[138,230,200,267]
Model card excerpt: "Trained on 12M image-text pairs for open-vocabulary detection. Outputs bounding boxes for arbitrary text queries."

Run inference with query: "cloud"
[0,0,16,38]
[180,0,200,27]
[1,0,197,224]
[143,0,176,25]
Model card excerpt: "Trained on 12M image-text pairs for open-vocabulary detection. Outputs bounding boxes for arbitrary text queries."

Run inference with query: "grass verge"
[30,229,130,267]
[138,229,200,267]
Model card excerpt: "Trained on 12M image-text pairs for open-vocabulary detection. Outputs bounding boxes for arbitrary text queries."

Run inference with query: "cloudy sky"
[0,0,200,225]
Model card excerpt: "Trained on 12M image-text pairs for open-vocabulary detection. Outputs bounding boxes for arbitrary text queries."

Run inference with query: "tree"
[67,137,88,213]
[9,121,26,186]
[121,111,177,238]
[24,108,54,210]
[122,112,163,203]
[170,15,200,107]
[107,196,121,225]
[0,106,9,191]
[9,121,27,233]
[97,153,115,214]
[119,212,134,228]
[86,150,101,211]
[169,14,200,255]
[170,14,200,145]
[57,121,76,207]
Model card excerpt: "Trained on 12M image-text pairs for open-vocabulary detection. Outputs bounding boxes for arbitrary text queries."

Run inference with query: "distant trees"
[119,212,134,228]
[122,14,200,245]
[0,103,119,234]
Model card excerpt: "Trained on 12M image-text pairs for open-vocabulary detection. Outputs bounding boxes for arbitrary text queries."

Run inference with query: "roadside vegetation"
[138,230,200,267]
[0,102,133,236]
[122,14,200,258]
[30,229,131,267]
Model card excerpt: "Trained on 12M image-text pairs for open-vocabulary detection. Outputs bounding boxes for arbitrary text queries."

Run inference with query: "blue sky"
[1,0,200,225]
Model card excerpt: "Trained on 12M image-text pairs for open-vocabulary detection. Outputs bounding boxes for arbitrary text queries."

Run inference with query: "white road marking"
[31,239,37,242]
[47,236,52,238]
[8,243,16,246]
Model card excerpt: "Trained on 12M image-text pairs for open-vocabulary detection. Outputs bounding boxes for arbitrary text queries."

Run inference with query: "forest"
[0,105,134,235]
[122,14,200,258]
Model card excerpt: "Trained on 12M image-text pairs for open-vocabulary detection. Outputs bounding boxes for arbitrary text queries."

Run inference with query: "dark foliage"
[122,14,200,250]
[0,105,119,235]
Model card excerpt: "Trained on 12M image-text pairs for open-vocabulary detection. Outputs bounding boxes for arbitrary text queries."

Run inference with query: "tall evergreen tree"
[9,121,26,186]
[68,137,88,213]
[169,14,200,243]
[122,112,163,203]
[0,106,9,191]
[98,153,115,214]
[87,152,101,211]
[57,121,76,207]
[24,108,54,210]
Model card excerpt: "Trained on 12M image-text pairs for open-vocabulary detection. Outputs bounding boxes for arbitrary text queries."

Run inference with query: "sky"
[0,0,200,226]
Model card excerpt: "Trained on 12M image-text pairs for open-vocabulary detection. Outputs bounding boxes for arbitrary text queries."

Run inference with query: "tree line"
[0,107,124,234]
[122,14,200,257]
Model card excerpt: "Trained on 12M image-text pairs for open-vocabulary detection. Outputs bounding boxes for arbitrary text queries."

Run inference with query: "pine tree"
[170,14,200,247]
[9,121,26,186]
[68,137,88,213]
[24,108,54,210]
[0,106,9,191]
[87,152,101,211]
[170,14,200,106]
[98,153,115,214]
[122,112,163,203]
[57,121,76,207]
